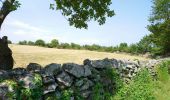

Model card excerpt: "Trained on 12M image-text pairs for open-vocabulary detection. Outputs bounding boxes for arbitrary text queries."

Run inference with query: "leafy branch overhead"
[0,0,114,29]
[51,0,115,29]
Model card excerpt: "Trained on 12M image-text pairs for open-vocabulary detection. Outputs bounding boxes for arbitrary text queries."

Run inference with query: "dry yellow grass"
[9,44,150,68]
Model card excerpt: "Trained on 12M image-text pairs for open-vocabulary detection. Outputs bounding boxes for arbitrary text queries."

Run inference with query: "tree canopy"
[0,0,114,29]
[148,0,170,55]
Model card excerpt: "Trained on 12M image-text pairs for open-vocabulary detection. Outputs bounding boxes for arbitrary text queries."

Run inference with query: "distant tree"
[128,44,139,54]
[148,0,170,55]
[27,41,35,46]
[70,43,81,49]
[49,39,59,48]
[59,43,70,49]
[118,43,128,52]
[137,35,153,54]
[18,40,27,45]
[35,39,45,47]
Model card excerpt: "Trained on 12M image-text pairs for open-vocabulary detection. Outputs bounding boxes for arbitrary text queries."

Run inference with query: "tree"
[49,39,59,48]
[118,43,128,52]
[35,39,45,47]
[137,35,153,54]
[18,40,27,45]
[27,41,34,46]
[148,0,170,55]
[0,0,20,29]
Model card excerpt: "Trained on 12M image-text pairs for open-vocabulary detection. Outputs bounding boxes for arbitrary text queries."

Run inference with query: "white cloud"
[10,20,51,33]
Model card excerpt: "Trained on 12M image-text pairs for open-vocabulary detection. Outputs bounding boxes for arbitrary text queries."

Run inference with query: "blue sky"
[1,0,153,46]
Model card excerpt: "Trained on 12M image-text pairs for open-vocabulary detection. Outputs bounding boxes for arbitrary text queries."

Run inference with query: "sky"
[1,0,153,46]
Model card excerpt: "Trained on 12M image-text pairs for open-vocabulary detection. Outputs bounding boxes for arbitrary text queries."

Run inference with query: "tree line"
[16,34,165,57]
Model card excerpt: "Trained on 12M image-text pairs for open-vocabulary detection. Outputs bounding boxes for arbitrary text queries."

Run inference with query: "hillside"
[9,44,150,68]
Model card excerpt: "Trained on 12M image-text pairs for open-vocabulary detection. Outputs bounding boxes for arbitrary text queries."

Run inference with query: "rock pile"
[0,58,160,99]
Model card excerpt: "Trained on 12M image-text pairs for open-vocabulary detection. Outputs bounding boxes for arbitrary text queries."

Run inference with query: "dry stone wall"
[0,58,160,99]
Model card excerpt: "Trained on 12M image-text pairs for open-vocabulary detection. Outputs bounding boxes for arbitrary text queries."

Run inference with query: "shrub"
[92,67,123,100]
[156,61,169,82]
[114,68,155,100]
[16,74,43,100]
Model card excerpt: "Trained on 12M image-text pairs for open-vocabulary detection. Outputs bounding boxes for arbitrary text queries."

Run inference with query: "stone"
[75,79,84,87]
[63,63,84,78]
[84,65,92,77]
[43,82,58,94]
[0,70,9,80]
[90,59,113,69]
[80,79,93,91]
[83,59,92,65]
[9,68,29,79]
[0,80,17,99]
[81,90,91,98]
[56,71,73,87]
[27,63,42,73]
[18,74,37,89]
[44,63,61,75]
[41,74,55,85]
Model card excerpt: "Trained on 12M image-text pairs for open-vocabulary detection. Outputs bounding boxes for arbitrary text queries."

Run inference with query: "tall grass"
[154,60,170,100]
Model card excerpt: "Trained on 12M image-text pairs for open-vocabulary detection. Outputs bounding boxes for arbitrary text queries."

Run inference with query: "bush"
[92,68,123,100]
[156,61,170,82]
[114,68,155,100]
[16,74,43,100]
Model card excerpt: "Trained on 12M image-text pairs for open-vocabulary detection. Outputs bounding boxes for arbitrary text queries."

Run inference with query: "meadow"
[10,44,149,68]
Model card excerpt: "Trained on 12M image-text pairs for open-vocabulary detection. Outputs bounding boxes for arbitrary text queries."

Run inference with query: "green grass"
[154,60,170,100]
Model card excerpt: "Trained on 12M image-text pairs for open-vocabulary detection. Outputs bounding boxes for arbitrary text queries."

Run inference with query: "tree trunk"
[0,36,14,70]
[0,0,15,29]
[0,0,15,70]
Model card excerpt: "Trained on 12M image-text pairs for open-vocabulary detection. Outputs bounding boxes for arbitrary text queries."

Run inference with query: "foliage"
[59,43,71,49]
[0,80,18,99]
[70,43,81,49]
[137,35,153,54]
[27,41,35,46]
[60,89,73,100]
[114,68,155,100]
[148,0,170,55]
[18,40,27,45]
[156,61,169,82]
[51,0,115,29]
[118,43,128,52]
[92,83,104,100]
[153,60,170,100]
[91,67,123,100]
[103,68,123,93]
[35,39,45,47]
[15,74,43,100]
[17,37,157,57]
[49,39,59,48]
[0,0,114,30]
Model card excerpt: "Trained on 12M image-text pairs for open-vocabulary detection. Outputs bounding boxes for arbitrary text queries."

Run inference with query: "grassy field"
[9,44,150,68]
